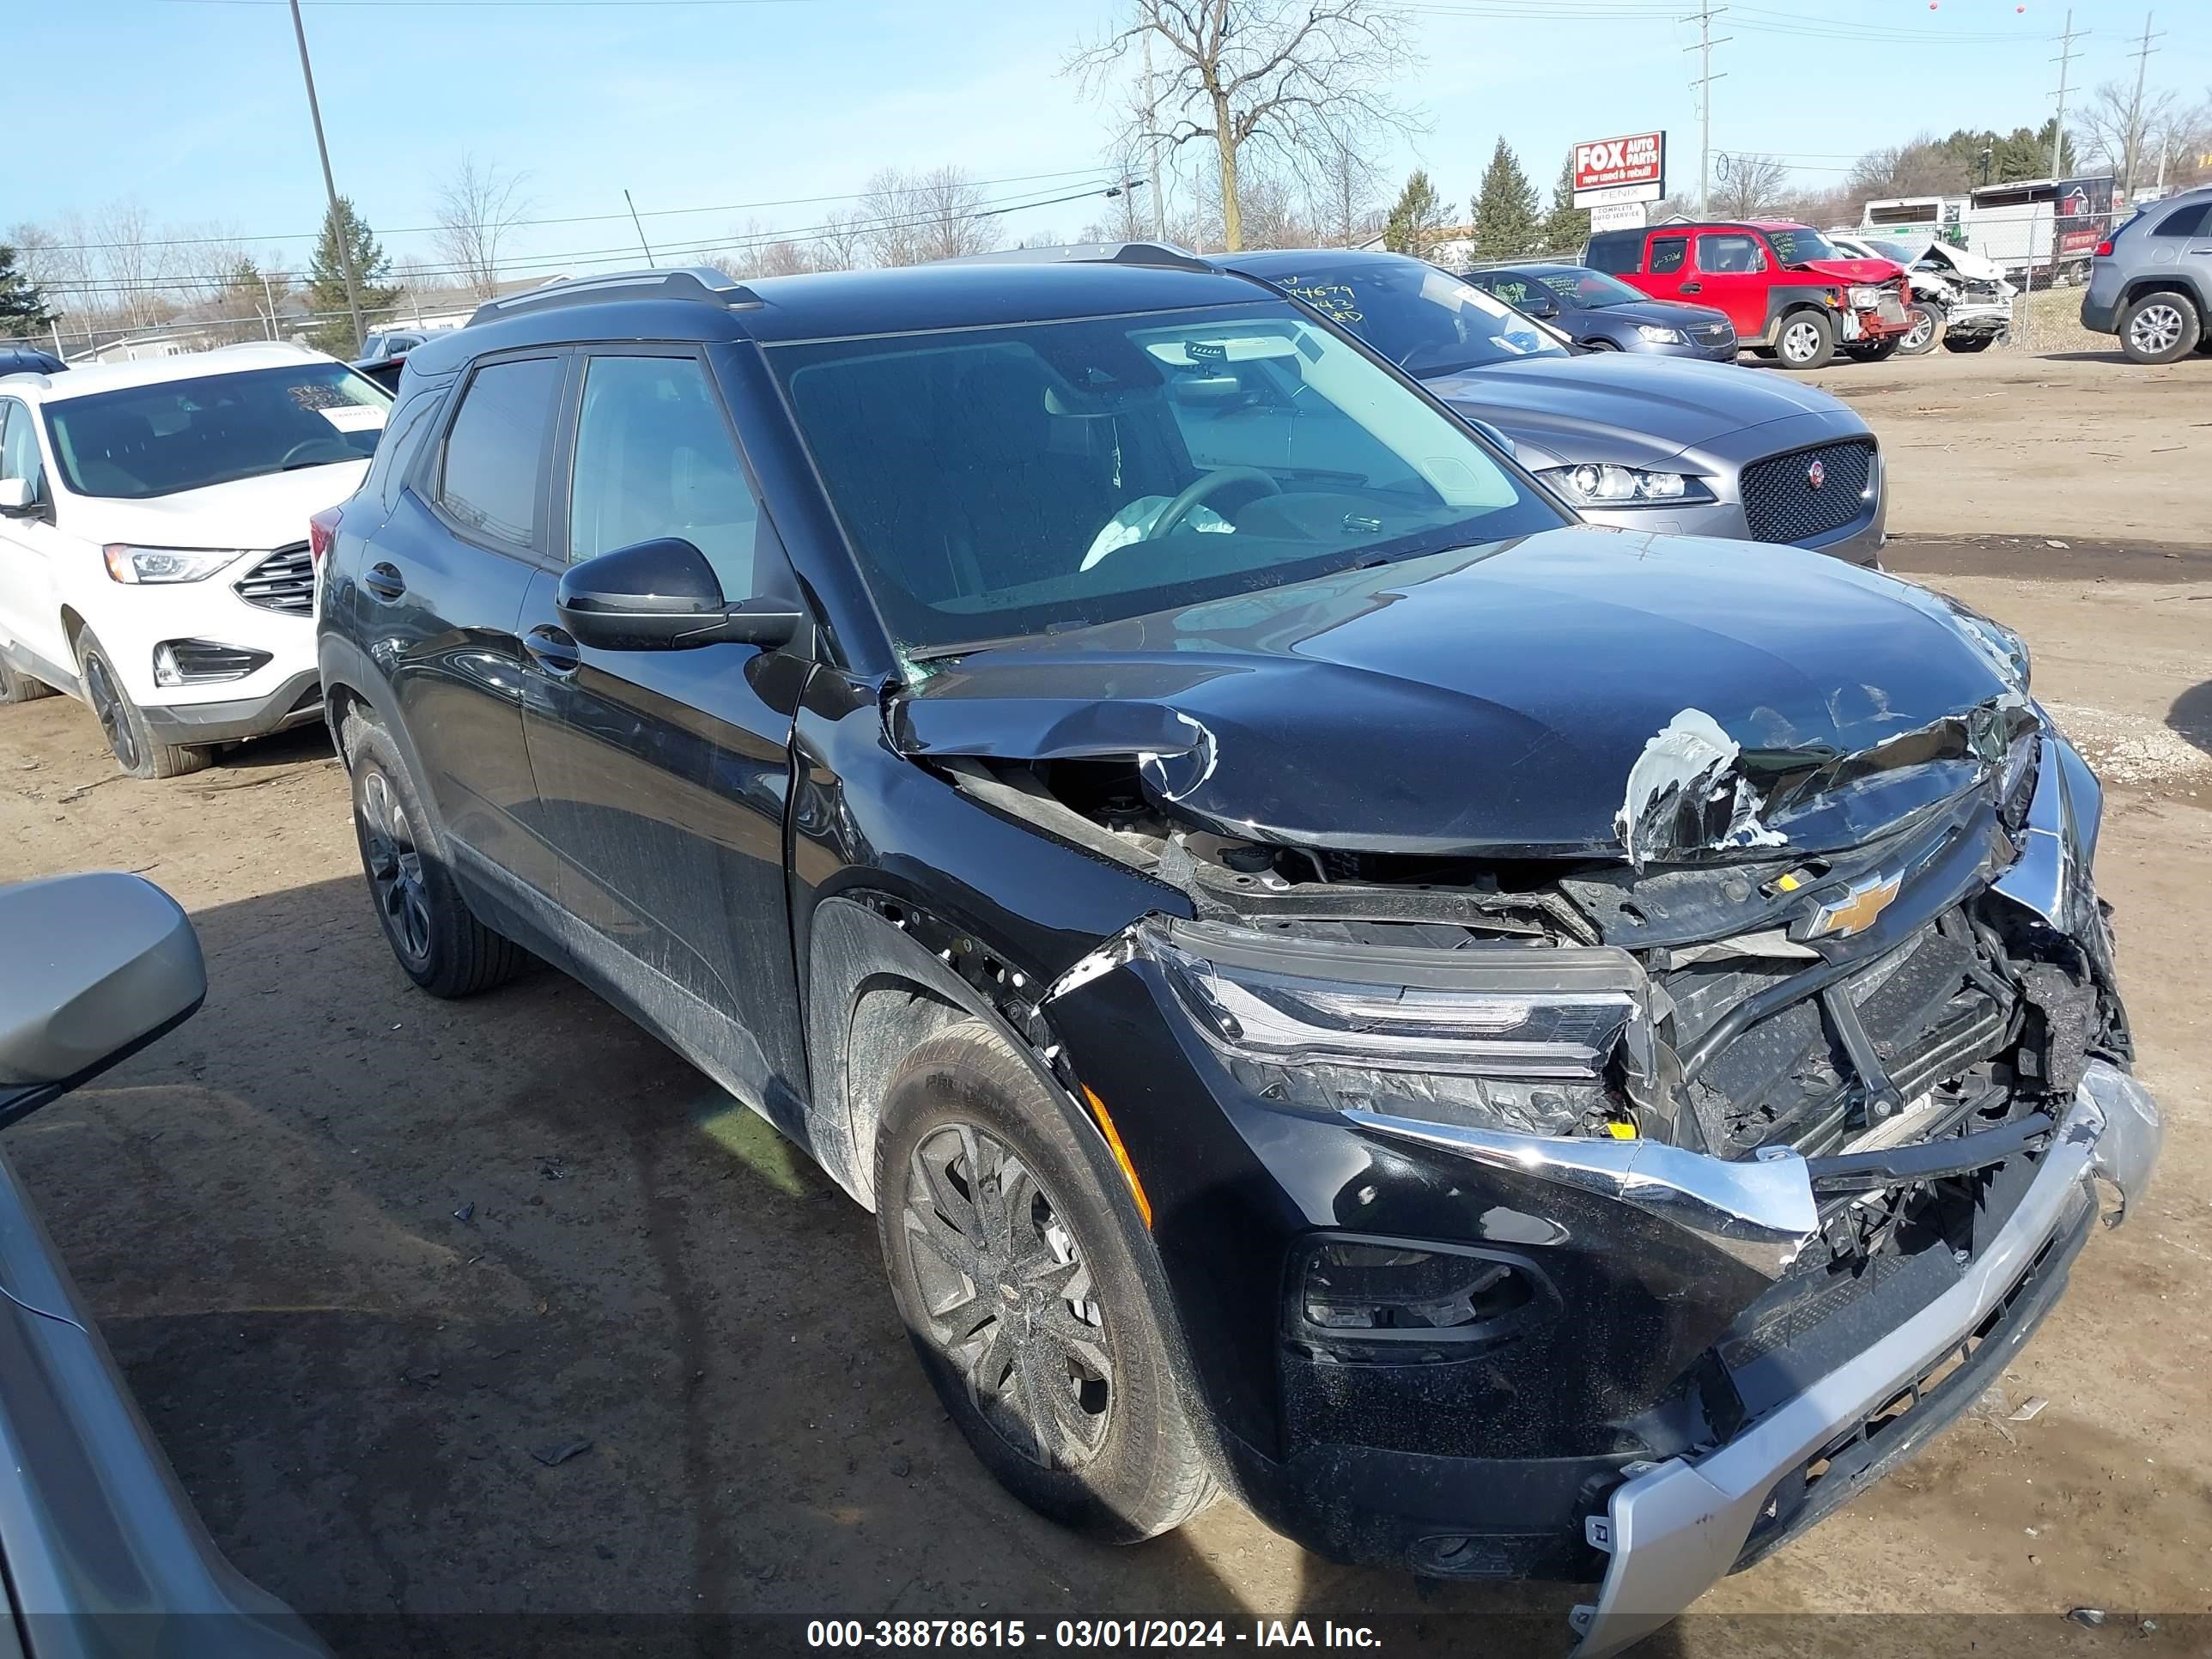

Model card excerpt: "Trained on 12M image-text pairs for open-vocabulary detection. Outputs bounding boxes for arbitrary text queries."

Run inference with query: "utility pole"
[287,0,363,356]
[1141,21,1166,240]
[1683,5,1730,216]
[2049,7,2086,181]
[623,190,657,265]
[2121,11,2163,200]
[260,272,279,341]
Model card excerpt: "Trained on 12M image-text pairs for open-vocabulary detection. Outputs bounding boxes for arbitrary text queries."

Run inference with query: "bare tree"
[1844,135,1972,203]
[432,155,532,301]
[815,208,871,272]
[91,200,161,330]
[857,167,991,266]
[1310,137,1382,247]
[1710,152,1790,220]
[1070,0,1421,252]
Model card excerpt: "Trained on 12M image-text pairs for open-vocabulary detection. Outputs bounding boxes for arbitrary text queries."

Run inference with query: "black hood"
[890,528,2031,863]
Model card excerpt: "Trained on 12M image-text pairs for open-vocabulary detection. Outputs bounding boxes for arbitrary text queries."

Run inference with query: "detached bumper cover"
[1566,1060,2161,1659]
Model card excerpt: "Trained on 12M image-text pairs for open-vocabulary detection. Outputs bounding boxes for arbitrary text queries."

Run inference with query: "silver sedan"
[1220,248,1886,568]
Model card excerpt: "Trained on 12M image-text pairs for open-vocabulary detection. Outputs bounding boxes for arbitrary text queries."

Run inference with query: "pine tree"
[1382,171,1452,260]
[305,198,398,356]
[1540,154,1590,256]
[1469,138,1542,261]
[0,246,55,339]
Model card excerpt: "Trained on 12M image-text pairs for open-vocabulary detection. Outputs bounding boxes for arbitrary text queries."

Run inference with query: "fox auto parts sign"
[1572,132,1666,208]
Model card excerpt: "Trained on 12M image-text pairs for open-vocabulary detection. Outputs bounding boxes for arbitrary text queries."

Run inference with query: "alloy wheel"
[82,653,140,771]
[2129,302,2185,357]
[900,1121,1113,1471]
[1902,308,1935,352]
[359,767,433,966]
[1781,319,1822,364]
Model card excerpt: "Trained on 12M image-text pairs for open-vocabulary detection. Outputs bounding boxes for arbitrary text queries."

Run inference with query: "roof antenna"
[624,190,658,267]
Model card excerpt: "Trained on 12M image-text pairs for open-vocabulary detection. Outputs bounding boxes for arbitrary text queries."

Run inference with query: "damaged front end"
[887,581,2160,1650]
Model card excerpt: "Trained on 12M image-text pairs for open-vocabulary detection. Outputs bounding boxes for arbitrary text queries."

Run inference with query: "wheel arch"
[2118,276,2203,313]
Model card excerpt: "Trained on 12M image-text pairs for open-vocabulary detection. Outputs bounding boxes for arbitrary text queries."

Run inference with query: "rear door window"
[1647,236,1688,275]
[1695,234,1765,274]
[436,356,563,550]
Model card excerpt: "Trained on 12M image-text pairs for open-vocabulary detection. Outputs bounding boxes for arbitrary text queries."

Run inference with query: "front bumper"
[139,669,323,745]
[1567,1060,2161,1659]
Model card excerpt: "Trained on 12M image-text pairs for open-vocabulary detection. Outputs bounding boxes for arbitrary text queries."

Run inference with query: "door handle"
[525,624,581,678]
[1679,281,1703,293]
[362,562,406,601]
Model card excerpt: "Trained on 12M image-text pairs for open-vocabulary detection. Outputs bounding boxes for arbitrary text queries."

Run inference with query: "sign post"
[1571,132,1667,210]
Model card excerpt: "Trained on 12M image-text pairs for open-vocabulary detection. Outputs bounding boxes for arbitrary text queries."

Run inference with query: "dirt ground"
[2,349,2209,1657]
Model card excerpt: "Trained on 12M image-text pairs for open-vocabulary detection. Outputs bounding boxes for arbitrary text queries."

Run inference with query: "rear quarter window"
[2151,203,2209,239]
[1585,232,1639,274]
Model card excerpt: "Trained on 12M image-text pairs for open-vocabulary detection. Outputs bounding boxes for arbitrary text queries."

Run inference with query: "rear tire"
[75,630,210,779]
[1582,337,1619,351]
[1897,302,1943,356]
[0,660,58,703]
[2119,289,2201,364]
[1775,309,1836,370]
[343,712,523,997]
[874,1022,1217,1545]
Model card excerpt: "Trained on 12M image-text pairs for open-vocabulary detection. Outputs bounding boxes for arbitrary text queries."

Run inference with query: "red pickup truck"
[1585,220,1913,370]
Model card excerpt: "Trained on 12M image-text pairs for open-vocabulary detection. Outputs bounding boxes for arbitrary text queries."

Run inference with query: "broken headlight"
[1139,917,1642,1080]
[1942,599,2032,691]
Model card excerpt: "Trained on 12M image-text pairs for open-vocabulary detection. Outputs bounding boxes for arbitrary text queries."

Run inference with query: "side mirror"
[0,873,205,1128]
[1465,418,1517,459]
[1523,295,1560,320]
[0,477,38,516]
[556,537,804,653]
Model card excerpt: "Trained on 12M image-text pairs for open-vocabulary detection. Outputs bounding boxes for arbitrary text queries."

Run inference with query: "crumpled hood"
[891,527,2027,861]
[1424,352,1854,462]
[64,461,370,552]
[1796,257,1905,287]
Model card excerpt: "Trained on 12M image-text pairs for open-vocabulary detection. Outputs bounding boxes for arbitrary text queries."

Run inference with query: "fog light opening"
[1299,1239,1534,1335]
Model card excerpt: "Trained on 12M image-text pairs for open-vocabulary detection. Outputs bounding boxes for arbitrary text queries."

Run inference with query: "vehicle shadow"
[2169,680,2212,758]
[9,872,1607,1657]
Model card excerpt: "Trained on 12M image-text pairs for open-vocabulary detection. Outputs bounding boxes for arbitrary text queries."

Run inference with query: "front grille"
[232,542,314,614]
[1694,321,1735,345]
[1738,440,1875,544]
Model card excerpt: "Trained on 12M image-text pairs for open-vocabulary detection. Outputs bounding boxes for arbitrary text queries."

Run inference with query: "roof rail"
[934,240,1213,274]
[467,266,763,326]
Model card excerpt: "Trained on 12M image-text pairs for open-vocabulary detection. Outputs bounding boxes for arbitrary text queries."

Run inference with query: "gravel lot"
[2,348,2208,1656]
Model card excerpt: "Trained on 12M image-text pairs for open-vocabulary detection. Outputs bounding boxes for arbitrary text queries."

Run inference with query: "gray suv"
[2081,186,2212,363]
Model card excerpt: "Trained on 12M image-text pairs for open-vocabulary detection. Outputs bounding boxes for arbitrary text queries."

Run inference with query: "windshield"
[1765,227,1844,265]
[1525,268,1646,309]
[1261,258,1568,375]
[1866,237,1926,265]
[44,362,389,500]
[772,303,1565,656]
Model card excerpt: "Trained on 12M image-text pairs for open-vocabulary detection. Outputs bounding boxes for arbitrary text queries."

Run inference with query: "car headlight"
[1634,324,1686,345]
[1536,463,1703,506]
[1139,917,1641,1081]
[1848,285,1885,308]
[102,544,246,584]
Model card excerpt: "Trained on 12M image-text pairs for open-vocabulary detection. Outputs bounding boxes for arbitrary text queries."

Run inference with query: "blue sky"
[15,0,2208,288]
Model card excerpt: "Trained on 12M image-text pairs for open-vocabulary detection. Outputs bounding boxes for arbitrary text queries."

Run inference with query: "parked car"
[352,330,439,394]
[1588,219,1911,368]
[2080,185,2212,363]
[0,343,389,775]
[1218,248,1883,564]
[0,343,65,377]
[318,255,2160,1656]
[1829,231,2013,356]
[1461,262,1739,360]
[0,872,331,1659]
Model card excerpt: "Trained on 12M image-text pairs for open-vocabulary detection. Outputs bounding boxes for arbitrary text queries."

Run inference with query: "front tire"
[874,1022,1217,1544]
[1846,336,1901,362]
[344,713,523,997]
[1775,309,1837,370]
[75,629,210,779]
[1897,302,1943,356]
[2119,290,2201,364]
[1942,335,1996,354]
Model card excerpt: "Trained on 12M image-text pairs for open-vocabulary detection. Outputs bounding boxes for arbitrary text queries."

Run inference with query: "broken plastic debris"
[453,1201,476,1223]
[2008,1395,2049,1422]
[1616,708,1785,871]
[2065,1608,2106,1628]
[530,1437,593,1468]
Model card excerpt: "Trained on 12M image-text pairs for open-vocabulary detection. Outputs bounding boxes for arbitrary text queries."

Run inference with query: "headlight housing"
[102,544,246,585]
[1945,601,2032,690]
[1139,918,1641,1081]
[1848,285,1885,308]
[1633,324,1686,345]
[1536,463,1705,506]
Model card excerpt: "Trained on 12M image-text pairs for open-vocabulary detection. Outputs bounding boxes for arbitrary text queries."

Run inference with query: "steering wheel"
[1145,466,1282,542]
[280,436,355,468]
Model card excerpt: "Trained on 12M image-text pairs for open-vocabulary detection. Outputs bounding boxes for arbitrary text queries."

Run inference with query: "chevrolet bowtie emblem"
[1806,871,1902,940]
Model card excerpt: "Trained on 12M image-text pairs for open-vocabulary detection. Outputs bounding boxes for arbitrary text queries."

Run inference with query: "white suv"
[0,344,389,777]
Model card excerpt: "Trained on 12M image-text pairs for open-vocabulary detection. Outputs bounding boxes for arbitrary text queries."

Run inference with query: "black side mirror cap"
[556,537,804,653]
